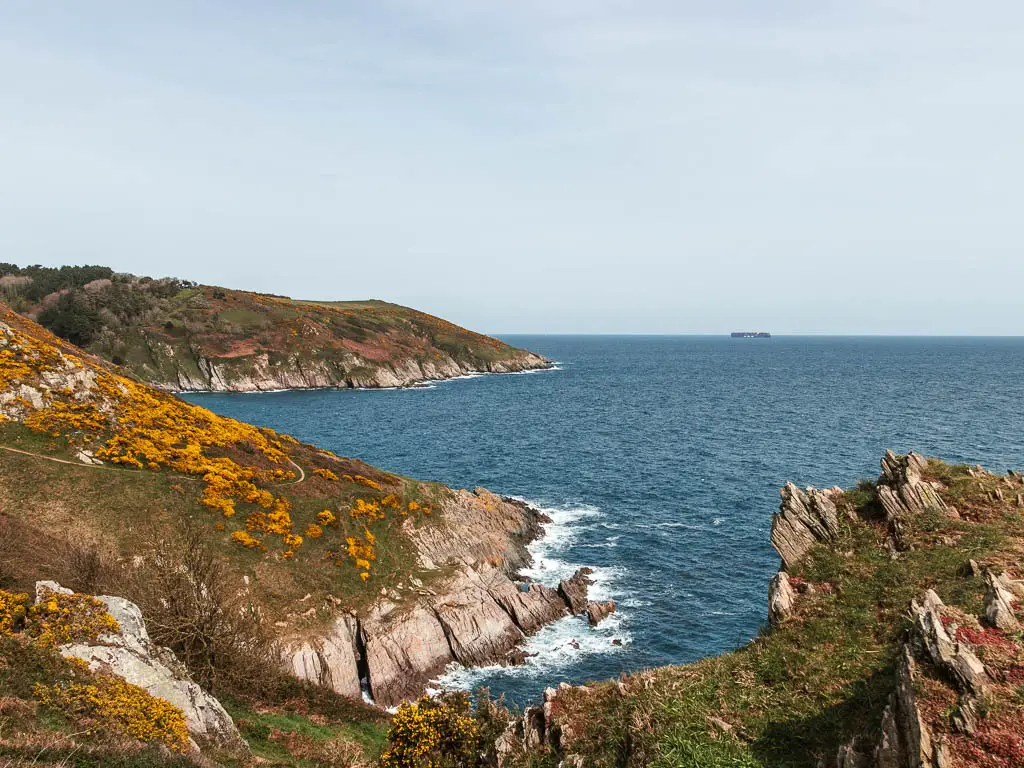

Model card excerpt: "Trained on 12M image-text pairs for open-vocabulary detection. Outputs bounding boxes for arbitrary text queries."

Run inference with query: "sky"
[1,2,1023,334]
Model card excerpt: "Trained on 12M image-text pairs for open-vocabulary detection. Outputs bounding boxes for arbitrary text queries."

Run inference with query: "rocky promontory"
[0,264,554,392]
[287,490,602,707]
[493,451,1024,768]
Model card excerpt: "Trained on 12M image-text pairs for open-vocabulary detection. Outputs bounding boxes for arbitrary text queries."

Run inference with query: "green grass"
[540,468,1023,768]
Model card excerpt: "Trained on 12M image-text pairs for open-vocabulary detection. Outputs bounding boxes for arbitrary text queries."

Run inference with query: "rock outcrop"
[771,483,841,569]
[36,581,245,750]
[586,600,616,627]
[768,571,796,625]
[558,568,594,615]
[286,493,598,708]
[877,451,947,520]
[289,615,363,699]
[158,347,551,393]
[983,571,1020,632]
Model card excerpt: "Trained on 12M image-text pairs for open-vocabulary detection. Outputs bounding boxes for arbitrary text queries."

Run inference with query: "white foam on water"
[433,612,632,692]
[432,498,630,693]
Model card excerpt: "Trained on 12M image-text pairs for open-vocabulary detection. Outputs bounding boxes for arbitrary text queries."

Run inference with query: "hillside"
[0,304,596,765]
[494,453,1024,768]
[0,264,550,391]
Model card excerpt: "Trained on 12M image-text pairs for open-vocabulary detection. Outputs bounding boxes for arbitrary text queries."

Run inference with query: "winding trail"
[0,445,308,487]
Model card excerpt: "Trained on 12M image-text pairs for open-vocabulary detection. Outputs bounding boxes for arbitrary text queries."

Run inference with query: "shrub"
[34,672,191,752]
[379,693,481,768]
[0,589,29,635]
[26,589,120,647]
[124,526,278,696]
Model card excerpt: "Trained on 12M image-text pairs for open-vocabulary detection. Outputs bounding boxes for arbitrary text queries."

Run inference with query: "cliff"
[0,304,596,762]
[0,264,551,391]
[491,452,1024,768]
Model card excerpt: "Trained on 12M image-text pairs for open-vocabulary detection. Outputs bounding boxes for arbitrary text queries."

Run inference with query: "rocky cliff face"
[285,490,602,708]
[159,345,551,393]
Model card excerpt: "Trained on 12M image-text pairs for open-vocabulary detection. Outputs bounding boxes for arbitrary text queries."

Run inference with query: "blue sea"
[184,335,1024,705]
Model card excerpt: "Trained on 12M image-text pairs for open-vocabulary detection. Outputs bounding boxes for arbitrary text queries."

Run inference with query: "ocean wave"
[432,613,631,692]
[431,498,629,694]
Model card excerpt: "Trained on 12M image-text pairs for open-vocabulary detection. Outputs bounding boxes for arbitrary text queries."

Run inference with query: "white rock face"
[37,582,246,750]
[768,571,797,625]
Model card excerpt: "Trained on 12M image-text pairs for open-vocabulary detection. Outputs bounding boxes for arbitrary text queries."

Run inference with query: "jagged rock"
[836,743,871,768]
[877,450,947,521]
[489,580,568,633]
[961,559,982,577]
[771,483,840,569]
[558,568,594,615]
[873,645,935,768]
[911,591,988,696]
[768,571,797,625]
[995,570,1024,599]
[585,600,616,627]
[287,615,362,699]
[36,583,245,749]
[361,603,453,708]
[950,697,978,736]
[983,571,1020,632]
[429,567,524,667]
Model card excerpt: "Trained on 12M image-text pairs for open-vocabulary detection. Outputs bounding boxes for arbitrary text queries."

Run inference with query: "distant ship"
[730,331,771,338]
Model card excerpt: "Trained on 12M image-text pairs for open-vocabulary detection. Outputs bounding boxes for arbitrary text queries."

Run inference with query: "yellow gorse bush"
[313,467,339,481]
[353,474,383,491]
[34,675,191,753]
[0,317,305,555]
[26,590,121,648]
[379,694,480,768]
[0,589,30,635]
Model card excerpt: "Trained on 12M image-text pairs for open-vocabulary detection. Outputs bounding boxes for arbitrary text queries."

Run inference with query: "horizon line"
[491,332,1024,338]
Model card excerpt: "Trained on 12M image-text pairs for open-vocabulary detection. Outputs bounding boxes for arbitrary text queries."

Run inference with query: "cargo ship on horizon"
[730,331,771,338]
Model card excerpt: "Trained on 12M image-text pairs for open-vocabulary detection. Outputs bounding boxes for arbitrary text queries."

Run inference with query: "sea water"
[184,335,1024,705]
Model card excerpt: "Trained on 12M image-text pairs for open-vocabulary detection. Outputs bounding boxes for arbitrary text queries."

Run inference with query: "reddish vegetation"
[955,625,1015,650]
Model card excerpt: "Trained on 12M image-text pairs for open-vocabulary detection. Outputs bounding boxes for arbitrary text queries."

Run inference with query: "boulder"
[585,600,616,627]
[768,571,796,625]
[983,571,1020,632]
[770,483,840,569]
[36,583,245,749]
[911,591,988,696]
[877,451,947,520]
[558,568,594,615]
[873,645,938,768]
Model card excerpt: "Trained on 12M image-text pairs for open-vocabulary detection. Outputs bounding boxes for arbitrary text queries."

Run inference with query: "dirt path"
[0,445,308,487]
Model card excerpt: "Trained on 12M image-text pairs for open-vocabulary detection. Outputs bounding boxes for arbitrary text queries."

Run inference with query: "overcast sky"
[1,2,1022,334]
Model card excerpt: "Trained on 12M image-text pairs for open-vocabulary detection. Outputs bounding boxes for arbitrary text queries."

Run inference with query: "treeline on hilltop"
[0,263,194,347]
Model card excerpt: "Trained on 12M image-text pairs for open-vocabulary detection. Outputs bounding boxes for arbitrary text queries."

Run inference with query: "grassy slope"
[0,305,450,764]
[526,461,1024,768]
[1,265,545,388]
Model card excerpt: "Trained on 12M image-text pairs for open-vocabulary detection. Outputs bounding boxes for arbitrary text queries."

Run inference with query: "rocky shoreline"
[286,489,613,708]
[153,348,553,393]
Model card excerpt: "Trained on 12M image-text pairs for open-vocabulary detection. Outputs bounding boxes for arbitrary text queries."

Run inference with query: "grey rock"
[37,582,245,750]
[490,580,568,633]
[558,569,594,615]
[984,571,1020,632]
[768,571,797,625]
[286,615,362,699]
[771,482,840,569]
[361,602,453,708]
